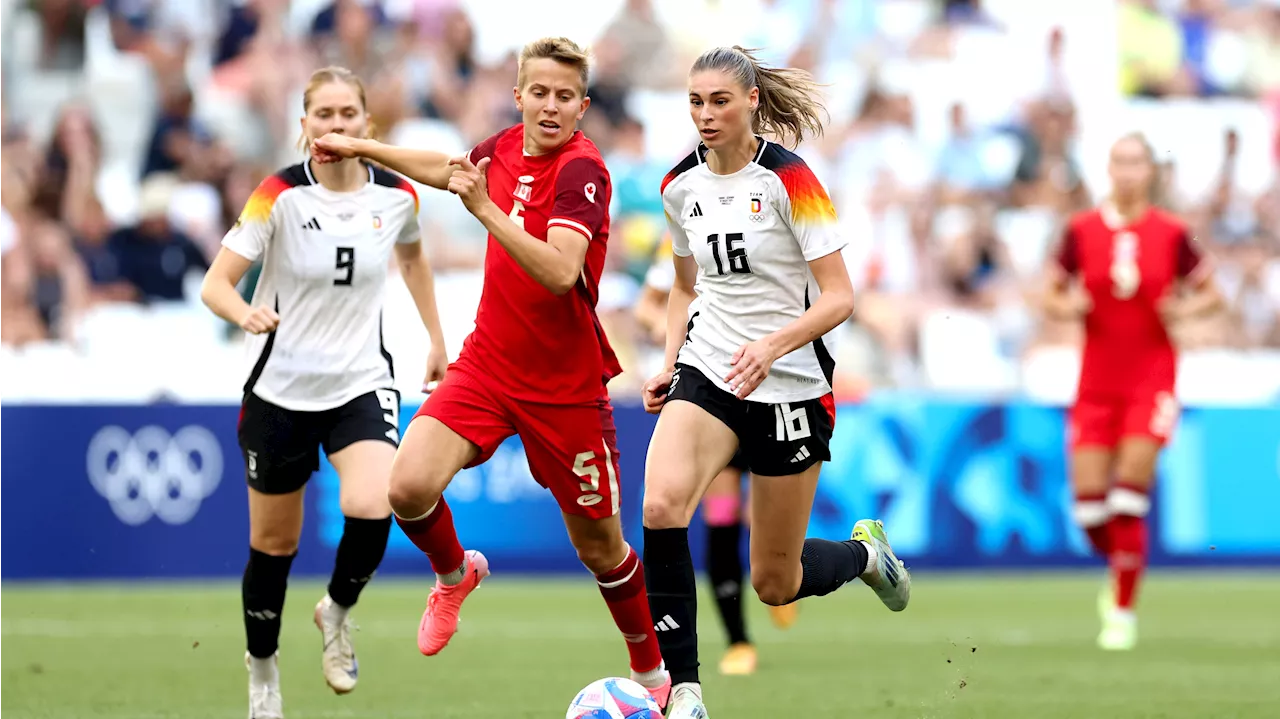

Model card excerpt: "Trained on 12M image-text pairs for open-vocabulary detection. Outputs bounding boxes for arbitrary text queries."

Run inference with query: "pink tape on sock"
[704,495,741,526]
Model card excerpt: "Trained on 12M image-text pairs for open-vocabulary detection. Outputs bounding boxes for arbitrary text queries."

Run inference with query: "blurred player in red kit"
[1045,133,1224,651]
[310,37,671,701]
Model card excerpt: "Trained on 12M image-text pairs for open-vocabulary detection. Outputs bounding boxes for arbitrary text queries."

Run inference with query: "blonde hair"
[517,37,591,96]
[1115,131,1162,205]
[296,66,375,151]
[691,46,828,148]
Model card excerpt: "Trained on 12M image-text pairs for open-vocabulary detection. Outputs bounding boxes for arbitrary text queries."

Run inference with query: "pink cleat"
[644,674,672,712]
[417,549,490,656]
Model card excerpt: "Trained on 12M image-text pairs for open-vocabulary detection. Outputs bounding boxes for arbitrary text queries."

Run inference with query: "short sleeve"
[222,174,289,261]
[661,188,692,257]
[1175,225,1211,285]
[396,186,421,245]
[1055,224,1080,275]
[547,157,609,241]
[468,130,502,166]
[775,158,844,261]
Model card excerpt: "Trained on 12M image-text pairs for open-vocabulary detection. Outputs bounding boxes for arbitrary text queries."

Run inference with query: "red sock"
[1073,493,1111,556]
[596,545,663,674]
[395,499,465,576]
[1106,484,1150,611]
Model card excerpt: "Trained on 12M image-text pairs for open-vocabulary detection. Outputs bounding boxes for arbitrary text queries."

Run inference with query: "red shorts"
[413,367,621,519]
[1069,390,1180,450]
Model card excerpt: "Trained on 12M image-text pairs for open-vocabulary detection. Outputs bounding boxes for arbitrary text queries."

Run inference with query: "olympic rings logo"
[85,425,224,526]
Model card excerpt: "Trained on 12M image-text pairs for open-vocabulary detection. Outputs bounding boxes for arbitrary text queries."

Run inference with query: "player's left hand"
[726,339,778,399]
[447,155,492,215]
[423,345,448,393]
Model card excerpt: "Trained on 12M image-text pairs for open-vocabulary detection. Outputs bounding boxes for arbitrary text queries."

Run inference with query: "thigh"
[1114,436,1161,491]
[704,465,744,499]
[649,366,743,527]
[515,398,625,520]
[1070,447,1115,497]
[248,485,306,554]
[740,393,835,478]
[413,371,515,467]
[1123,390,1179,447]
[748,462,822,576]
[238,392,321,495]
[329,440,397,519]
[1069,396,1122,452]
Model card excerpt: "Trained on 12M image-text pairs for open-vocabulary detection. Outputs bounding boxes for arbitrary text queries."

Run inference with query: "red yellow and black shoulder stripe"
[758,143,837,225]
[660,146,706,196]
[371,165,419,214]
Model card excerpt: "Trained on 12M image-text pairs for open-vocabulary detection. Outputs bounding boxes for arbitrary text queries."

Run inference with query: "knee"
[751,567,798,607]
[250,529,299,556]
[387,460,448,518]
[341,481,392,520]
[643,491,695,530]
[574,536,627,576]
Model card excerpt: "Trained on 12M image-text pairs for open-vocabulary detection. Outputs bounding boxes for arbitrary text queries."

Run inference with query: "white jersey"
[222,162,420,411]
[661,139,846,403]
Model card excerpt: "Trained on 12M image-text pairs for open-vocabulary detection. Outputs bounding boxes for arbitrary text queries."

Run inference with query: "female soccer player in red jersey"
[1046,132,1224,651]
[640,46,911,718]
[202,67,449,718]
[311,37,671,704]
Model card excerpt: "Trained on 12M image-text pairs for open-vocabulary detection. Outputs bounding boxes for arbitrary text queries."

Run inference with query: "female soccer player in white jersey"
[636,240,801,678]
[200,66,448,719]
[641,46,913,718]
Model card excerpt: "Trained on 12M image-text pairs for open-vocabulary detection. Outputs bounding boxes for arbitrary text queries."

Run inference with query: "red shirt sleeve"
[1055,224,1080,275]
[1175,226,1211,284]
[468,131,502,165]
[547,157,609,241]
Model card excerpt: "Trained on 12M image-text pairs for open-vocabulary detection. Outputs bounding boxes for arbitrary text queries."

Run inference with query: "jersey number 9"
[707,233,752,275]
[335,247,355,286]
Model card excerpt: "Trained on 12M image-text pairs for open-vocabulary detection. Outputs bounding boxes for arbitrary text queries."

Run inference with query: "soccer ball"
[566,677,663,719]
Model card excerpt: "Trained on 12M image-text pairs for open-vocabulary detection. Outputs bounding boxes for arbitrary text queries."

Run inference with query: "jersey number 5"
[707,233,752,275]
[335,247,355,286]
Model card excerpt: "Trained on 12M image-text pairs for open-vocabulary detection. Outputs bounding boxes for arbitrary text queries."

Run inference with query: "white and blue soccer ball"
[566,677,663,719]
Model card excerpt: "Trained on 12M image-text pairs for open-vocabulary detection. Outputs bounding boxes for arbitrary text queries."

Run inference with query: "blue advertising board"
[3,397,1278,580]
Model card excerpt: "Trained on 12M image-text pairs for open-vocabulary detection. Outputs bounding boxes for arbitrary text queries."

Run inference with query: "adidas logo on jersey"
[688,202,703,218]
[302,218,323,231]
[790,445,811,463]
[654,614,681,632]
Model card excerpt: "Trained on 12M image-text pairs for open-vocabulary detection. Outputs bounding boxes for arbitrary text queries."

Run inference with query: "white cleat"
[1098,610,1138,651]
[852,519,911,612]
[314,595,358,694]
[246,652,283,719]
[666,683,709,719]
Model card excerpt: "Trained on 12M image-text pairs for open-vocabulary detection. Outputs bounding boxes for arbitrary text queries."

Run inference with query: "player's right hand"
[311,133,358,163]
[642,370,673,414]
[239,305,280,335]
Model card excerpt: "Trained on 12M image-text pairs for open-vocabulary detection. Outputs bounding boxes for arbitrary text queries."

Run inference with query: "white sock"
[859,540,879,578]
[321,594,349,623]
[673,682,702,700]
[631,661,667,688]
[1112,608,1136,624]
[248,654,278,683]
[438,555,469,586]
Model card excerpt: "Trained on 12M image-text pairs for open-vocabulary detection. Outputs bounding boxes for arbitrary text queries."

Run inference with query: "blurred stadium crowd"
[2,0,1278,403]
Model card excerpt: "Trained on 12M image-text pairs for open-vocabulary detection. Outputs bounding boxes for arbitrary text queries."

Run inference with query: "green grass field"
[4,572,1279,718]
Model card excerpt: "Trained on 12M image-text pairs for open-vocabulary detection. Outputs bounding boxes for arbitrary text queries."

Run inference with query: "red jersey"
[1056,205,1209,398]
[457,125,621,404]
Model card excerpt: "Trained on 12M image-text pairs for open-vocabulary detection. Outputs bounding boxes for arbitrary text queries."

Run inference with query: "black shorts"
[237,389,401,495]
[667,363,833,477]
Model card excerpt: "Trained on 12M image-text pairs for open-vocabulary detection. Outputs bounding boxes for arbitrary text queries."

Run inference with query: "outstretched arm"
[312,134,454,190]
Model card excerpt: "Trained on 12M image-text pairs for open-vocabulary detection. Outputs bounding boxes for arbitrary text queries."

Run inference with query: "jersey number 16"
[707,233,752,275]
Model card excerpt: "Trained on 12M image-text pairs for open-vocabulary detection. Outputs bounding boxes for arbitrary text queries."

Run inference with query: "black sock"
[706,523,749,646]
[790,538,869,602]
[243,548,295,658]
[327,516,392,608]
[643,526,700,686]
